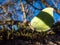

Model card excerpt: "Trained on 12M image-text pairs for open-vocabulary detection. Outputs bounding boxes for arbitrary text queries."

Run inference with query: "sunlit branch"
[20,0,26,22]
[51,0,58,8]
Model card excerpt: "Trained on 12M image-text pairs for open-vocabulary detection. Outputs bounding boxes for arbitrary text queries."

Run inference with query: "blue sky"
[0,0,60,23]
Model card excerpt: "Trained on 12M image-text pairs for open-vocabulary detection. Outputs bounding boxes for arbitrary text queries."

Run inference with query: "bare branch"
[20,0,27,22]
